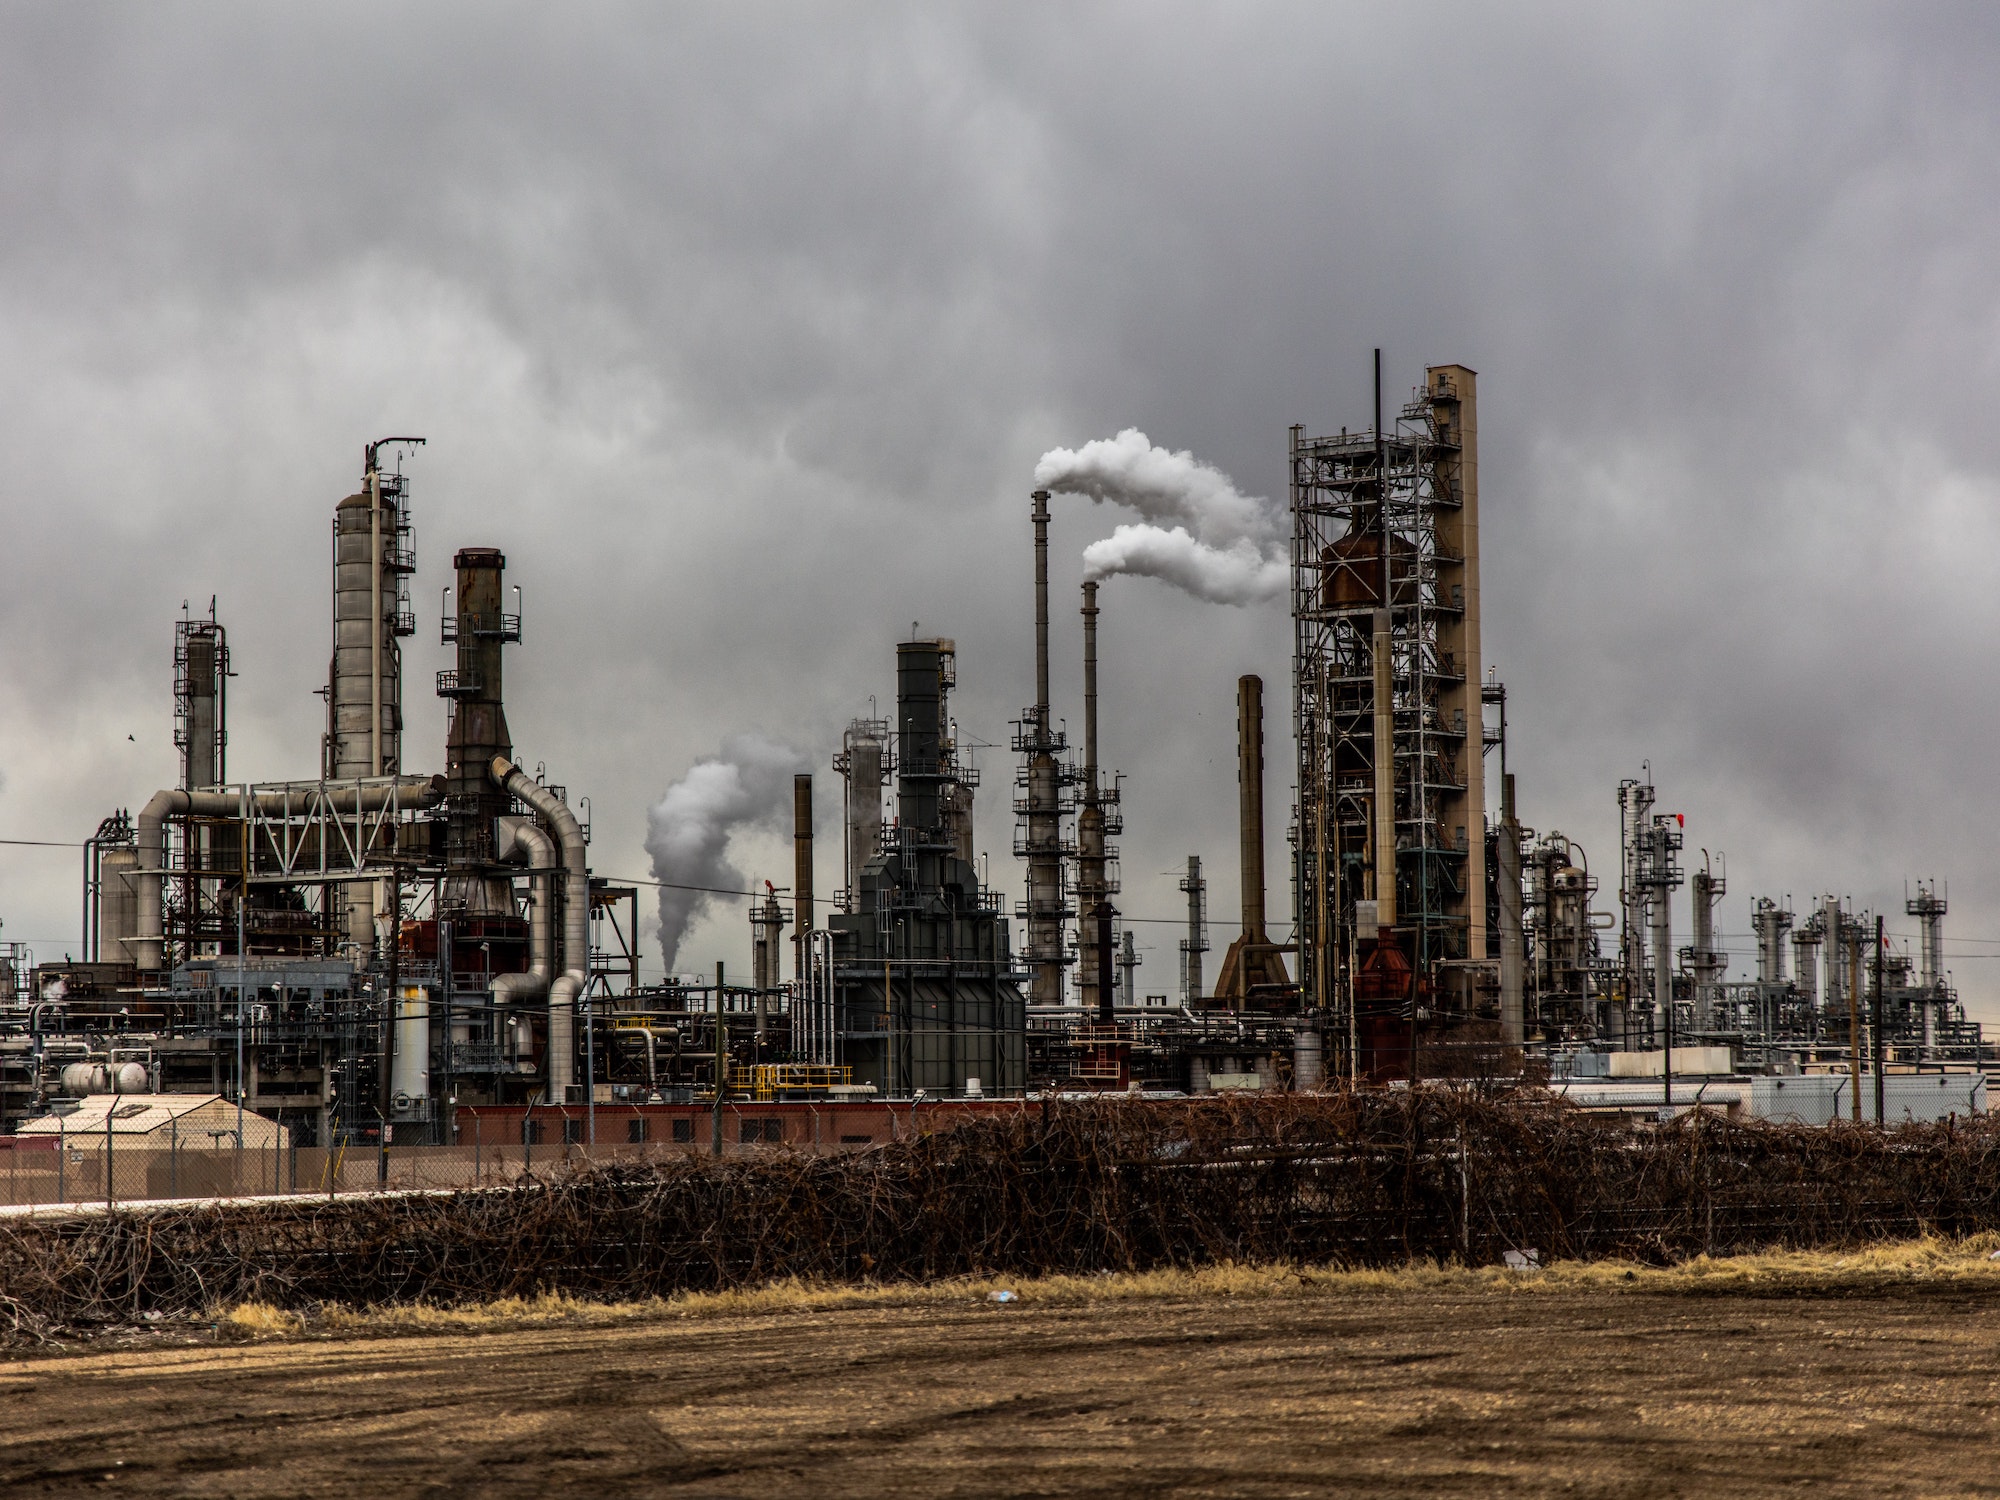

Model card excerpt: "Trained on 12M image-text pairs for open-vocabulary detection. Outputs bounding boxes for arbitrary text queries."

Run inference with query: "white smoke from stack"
[1034,428,1287,606]
[645,733,807,974]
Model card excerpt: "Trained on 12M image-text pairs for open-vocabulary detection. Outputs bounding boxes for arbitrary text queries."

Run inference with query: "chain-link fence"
[0,1101,972,1209]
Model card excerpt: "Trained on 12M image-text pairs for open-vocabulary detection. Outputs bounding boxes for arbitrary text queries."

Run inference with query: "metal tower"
[1293,359,1486,1025]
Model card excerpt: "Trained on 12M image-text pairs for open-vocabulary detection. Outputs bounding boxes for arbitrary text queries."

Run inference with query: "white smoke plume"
[1034,428,1287,605]
[1079,525,1287,606]
[645,733,808,974]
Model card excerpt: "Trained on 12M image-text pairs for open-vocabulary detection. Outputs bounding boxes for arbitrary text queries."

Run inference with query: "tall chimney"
[441,547,516,914]
[1034,492,1052,717]
[1237,674,1267,944]
[1082,581,1099,776]
[793,774,814,983]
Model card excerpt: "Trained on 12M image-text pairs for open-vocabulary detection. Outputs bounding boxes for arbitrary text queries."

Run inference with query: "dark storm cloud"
[2,3,1998,1003]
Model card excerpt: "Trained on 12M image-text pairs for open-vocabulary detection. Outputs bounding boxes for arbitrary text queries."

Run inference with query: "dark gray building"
[831,639,1027,1097]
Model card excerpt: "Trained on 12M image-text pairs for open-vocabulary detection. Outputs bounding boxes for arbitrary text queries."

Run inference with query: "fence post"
[1458,1120,1470,1262]
[1703,1127,1714,1257]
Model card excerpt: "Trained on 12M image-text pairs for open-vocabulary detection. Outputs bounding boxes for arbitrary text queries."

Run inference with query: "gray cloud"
[1,4,1998,1003]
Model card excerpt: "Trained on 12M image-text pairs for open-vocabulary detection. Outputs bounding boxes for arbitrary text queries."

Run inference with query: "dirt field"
[4,1267,2000,1497]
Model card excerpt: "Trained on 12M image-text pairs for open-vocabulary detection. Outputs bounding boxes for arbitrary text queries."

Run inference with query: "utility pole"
[1872,912,1886,1126]
[1848,918,1863,1123]
[711,960,726,1159]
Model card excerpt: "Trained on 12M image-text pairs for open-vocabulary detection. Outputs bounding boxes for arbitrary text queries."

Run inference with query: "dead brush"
[4,1092,2000,1337]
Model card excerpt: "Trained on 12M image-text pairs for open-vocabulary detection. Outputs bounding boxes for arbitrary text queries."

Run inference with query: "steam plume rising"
[645,733,808,973]
[1035,428,1286,605]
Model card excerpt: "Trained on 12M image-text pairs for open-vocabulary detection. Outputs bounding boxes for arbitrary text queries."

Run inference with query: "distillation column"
[1497,772,1524,1046]
[1616,779,1655,1044]
[1687,859,1725,1032]
[1792,912,1822,1015]
[1908,882,1946,1058]
[1076,582,1107,1017]
[326,441,421,955]
[1019,490,1069,1007]
[1752,897,1793,984]
[1179,856,1207,1004]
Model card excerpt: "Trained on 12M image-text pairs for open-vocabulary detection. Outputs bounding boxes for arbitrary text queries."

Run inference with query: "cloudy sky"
[2,3,1998,1013]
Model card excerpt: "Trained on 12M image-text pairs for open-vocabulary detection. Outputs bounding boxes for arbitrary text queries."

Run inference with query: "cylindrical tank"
[328,488,406,782]
[60,1061,148,1095]
[329,477,411,956]
[1292,1028,1323,1092]
[98,848,141,966]
[1320,528,1381,608]
[1792,928,1821,1009]
[391,984,429,1108]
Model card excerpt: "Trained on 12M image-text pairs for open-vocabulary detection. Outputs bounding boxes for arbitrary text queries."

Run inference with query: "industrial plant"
[0,357,1984,1150]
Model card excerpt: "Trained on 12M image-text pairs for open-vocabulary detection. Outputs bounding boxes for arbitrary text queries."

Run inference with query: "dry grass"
[217,1232,2000,1343]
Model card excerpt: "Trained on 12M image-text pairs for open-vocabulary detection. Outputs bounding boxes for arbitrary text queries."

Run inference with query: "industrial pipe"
[133,775,446,973]
[491,756,589,1103]
[490,815,556,1010]
[1369,611,1396,933]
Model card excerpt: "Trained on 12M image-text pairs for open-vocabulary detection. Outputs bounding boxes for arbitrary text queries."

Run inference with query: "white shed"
[18,1094,289,1149]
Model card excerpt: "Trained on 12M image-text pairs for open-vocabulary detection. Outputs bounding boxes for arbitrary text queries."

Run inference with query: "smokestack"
[1237,674,1267,943]
[442,547,517,915]
[1082,582,1098,778]
[1370,611,1395,933]
[1034,490,1052,716]
[793,774,814,983]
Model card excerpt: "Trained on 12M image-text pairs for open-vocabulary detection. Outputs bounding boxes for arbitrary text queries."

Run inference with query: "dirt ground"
[4,1275,2000,1497]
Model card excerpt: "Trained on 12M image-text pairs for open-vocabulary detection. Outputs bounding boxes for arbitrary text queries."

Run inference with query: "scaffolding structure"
[1292,362,1486,1033]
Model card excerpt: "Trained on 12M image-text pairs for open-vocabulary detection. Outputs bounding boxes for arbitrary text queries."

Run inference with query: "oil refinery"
[0,357,1983,1147]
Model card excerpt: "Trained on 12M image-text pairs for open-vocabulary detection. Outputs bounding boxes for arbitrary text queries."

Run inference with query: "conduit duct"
[490,815,556,1010]
[133,775,445,973]
[491,756,589,1101]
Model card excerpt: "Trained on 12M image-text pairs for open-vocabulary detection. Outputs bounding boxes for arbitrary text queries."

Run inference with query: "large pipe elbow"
[489,755,589,972]
[548,969,586,1100]
[134,789,190,974]
[491,970,550,1008]
[491,755,592,1101]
